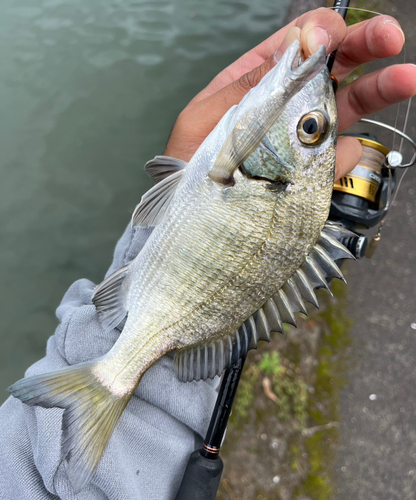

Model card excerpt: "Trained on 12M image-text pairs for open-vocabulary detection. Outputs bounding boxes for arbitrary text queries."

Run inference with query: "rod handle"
[175,450,224,500]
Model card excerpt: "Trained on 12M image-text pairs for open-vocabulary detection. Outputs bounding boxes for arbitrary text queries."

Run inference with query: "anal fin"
[92,264,130,333]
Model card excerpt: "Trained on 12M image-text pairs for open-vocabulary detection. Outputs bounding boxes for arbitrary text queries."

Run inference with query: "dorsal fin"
[262,297,283,333]
[302,254,333,296]
[310,244,346,282]
[144,156,187,184]
[282,278,308,315]
[132,169,185,228]
[254,308,271,342]
[273,289,297,326]
[293,269,319,308]
[174,222,356,382]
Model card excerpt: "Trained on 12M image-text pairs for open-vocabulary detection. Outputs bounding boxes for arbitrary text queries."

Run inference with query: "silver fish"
[8,40,354,493]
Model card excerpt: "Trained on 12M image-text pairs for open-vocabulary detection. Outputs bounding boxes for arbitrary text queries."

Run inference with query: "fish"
[8,39,354,493]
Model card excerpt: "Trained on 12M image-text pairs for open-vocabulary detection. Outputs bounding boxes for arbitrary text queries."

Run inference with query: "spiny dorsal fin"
[318,230,355,261]
[132,169,185,227]
[254,308,271,342]
[323,221,357,241]
[262,298,284,333]
[174,222,356,382]
[92,263,130,333]
[273,289,297,326]
[293,269,319,308]
[310,244,346,282]
[302,255,333,296]
[282,278,308,315]
[144,156,187,184]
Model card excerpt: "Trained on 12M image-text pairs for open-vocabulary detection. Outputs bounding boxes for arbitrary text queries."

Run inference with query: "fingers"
[335,137,362,181]
[165,28,303,160]
[297,8,346,57]
[167,63,416,162]
[255,8,346,60]
[195,8,347,101]
[333,15,405,81]
[192,26,301,103]
[337,64,416,132]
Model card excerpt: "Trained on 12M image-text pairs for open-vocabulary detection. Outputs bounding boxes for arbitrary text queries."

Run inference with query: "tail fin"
[7,362,133,493]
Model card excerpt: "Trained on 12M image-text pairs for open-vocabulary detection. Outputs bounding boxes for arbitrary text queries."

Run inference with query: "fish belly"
[102,177,332,395]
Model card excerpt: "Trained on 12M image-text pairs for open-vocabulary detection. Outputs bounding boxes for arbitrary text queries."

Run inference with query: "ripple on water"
[34,17,73,30]
[135,54,164,66]
[9,6,44,19]
[0,0,291,406]
[117,15,176,43]
[86,49,129,69]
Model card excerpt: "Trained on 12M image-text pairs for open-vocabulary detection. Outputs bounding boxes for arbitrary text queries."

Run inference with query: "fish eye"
[297,111,328,145]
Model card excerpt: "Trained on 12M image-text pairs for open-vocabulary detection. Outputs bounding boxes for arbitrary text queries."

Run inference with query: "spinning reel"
[329,118,416,259]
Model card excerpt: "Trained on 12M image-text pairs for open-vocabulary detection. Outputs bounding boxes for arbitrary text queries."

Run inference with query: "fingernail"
[384,19,405,44]
[306,27,329,55]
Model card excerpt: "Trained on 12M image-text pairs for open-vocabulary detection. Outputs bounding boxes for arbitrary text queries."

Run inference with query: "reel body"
[329,115,416,258]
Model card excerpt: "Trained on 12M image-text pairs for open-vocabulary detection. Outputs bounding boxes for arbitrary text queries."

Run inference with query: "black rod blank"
[326,0,351,73]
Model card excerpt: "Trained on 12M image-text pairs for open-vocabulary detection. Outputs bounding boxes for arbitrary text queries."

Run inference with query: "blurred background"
[0,0,414,499]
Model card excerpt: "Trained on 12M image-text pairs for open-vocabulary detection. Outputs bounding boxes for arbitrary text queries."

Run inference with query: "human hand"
[164,8,416,181]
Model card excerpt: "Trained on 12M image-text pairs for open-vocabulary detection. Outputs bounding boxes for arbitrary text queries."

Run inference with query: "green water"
[0,0,290,402]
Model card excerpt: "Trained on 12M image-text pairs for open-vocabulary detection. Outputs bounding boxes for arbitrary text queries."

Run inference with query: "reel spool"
[329,116,416,259]
[334,137,389,205]
[329,133,396,259]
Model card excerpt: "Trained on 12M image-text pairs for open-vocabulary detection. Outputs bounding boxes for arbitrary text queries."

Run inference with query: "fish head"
[241,64,338,191]
[208,40,337,192]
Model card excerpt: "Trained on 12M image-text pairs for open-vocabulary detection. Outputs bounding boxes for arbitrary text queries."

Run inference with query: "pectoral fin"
[145,156,187,184]
[132,169,185,227]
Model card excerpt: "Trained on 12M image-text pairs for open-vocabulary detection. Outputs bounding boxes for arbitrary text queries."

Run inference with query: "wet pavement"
[333,1,416,499]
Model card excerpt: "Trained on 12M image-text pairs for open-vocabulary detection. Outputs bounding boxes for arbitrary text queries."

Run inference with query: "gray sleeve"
[0,223,219,500]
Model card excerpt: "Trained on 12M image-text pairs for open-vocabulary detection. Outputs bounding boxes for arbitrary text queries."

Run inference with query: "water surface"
[0,0,289,402]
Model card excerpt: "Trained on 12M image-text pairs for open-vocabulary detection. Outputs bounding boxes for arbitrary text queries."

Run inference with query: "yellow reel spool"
[334,138,389,203]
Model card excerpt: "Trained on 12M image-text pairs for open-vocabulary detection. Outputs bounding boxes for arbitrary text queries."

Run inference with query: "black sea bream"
[9,40,353,492]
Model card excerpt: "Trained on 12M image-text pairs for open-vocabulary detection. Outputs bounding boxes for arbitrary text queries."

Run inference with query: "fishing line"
[326,6,384,16]
[391,101,401,156]
[381,96,413,220]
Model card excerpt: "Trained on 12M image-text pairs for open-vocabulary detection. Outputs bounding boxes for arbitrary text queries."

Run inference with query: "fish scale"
[7,41,353,494]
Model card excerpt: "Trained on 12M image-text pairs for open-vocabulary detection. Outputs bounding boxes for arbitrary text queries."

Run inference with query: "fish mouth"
[291,48,304,71]
[284,40,326,84]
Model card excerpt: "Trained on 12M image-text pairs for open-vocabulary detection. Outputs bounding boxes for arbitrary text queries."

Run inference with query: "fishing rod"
[175,1,416,497]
